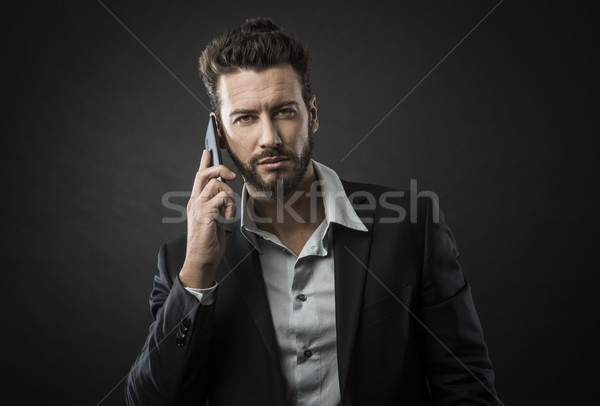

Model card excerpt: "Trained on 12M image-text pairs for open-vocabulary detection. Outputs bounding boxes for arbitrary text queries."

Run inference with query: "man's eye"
[236,115,253,124]
[277,108,296,117]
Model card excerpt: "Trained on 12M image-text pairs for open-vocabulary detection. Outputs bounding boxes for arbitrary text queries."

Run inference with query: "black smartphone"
[205,114,225,182]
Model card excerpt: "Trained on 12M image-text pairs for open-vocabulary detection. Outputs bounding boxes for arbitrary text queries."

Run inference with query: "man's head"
[198,18,318,199]
[199,17,313,120]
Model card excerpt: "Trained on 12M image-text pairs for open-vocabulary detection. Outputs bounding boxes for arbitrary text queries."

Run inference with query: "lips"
[258,156,289,170]
[258,156,289,164]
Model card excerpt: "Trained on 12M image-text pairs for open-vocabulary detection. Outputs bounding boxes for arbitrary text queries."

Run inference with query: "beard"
[227,131,314,200]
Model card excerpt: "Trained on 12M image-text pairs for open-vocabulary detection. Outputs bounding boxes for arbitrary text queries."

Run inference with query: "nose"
[259,117,282,149]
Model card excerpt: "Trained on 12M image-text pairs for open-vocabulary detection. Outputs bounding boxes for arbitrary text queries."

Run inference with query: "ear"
[217,123,228,149]
[211,112,228,149]
[308,95,319,133]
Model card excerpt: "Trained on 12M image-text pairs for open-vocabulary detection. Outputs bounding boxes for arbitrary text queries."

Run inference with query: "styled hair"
[198,17,312,120]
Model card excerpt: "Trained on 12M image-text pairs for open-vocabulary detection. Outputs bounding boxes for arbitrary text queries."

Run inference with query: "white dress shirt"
[186,160,367,405]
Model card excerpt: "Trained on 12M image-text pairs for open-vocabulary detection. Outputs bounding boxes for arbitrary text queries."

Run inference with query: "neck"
[246,162,325,237]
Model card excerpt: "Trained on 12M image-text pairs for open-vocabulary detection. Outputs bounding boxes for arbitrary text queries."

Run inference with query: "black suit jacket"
[126,180,497,405]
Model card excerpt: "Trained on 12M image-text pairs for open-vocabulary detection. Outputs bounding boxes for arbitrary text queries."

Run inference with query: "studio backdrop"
[4,1,598,405]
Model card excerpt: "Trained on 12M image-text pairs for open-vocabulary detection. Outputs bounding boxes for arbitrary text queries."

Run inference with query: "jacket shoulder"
[340,178,401,196]
[340,178,438,224]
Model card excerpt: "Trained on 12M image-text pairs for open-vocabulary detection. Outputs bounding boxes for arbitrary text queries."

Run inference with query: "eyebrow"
[229,100,301,118]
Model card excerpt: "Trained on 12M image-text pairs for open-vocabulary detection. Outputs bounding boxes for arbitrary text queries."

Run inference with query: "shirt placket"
[290,254,321,405]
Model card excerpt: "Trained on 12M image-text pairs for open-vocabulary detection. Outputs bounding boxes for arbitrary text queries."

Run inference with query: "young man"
[126,17,498,406]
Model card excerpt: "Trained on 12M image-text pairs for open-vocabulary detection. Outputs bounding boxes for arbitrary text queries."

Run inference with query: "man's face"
[216,64,319,198]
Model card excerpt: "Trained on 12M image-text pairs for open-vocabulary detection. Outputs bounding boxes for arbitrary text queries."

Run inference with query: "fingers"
[190,149,238,221]
[191,150,237,197]
[190,178,237,221]
[197,178,233,202]
[191,190,237,222]
[213,190,236,221]
[222,195,236,220]
[199,149,212,170]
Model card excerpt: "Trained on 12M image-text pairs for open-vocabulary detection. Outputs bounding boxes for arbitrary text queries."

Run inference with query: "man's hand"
[179,149,237,289]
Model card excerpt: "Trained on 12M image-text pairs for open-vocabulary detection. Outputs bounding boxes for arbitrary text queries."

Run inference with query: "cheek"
[281,120,309,145]
[226,132,256,160]
[228,140,250,159]
[225,125,254,147]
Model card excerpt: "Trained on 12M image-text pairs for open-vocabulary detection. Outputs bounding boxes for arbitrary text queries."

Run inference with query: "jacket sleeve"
[125,242,215,406]
[416,198,499,405]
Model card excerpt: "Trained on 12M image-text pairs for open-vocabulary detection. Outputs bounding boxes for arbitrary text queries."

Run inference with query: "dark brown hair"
[198,17,312,120]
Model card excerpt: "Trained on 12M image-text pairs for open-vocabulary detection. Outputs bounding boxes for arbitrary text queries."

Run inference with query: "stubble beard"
[227,131,314,200]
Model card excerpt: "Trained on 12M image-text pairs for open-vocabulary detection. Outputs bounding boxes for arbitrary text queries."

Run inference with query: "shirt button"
[304,349,313,358]
[297,294,307,302]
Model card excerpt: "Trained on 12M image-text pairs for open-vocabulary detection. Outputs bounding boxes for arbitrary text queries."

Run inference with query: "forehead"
[217,65,303,111]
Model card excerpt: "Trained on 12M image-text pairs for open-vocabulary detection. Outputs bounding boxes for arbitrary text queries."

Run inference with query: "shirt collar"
[311,160,368,232]
[240,160,368,250]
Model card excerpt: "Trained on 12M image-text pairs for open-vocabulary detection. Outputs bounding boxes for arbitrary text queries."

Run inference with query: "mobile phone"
[205,114,225,182]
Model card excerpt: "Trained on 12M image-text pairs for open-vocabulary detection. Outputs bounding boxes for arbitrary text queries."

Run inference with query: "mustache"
[249,148,295,166]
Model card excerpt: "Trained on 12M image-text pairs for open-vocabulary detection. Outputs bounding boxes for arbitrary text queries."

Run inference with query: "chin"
[259,167,290,181]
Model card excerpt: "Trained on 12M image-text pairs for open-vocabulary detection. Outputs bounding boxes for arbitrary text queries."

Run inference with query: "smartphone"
[205,114,225,182]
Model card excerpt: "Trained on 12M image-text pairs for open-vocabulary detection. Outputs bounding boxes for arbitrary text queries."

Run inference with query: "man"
[126,17,498,405]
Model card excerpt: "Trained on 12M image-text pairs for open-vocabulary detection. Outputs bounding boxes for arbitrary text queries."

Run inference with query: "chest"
[258,239,340,405]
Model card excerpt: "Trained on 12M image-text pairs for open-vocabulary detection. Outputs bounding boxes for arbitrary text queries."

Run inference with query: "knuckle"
[206,178,219,188]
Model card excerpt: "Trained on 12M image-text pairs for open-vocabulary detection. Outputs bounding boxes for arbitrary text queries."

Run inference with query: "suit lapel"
[334,185,375,397]
[220,224,282,372]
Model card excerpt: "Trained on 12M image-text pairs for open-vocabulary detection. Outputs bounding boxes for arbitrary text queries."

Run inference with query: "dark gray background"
[4,0,598,404]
